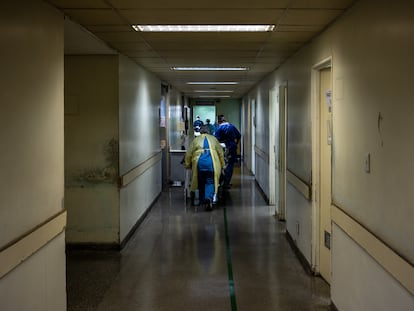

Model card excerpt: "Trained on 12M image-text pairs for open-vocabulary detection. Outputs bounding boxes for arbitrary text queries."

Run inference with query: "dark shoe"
[205,199,213,211]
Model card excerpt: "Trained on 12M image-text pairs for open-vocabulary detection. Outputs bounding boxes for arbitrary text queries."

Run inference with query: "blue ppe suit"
[214,122,241,187]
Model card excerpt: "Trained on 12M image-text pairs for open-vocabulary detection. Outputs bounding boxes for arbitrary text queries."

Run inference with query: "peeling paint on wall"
[66,138,119,187]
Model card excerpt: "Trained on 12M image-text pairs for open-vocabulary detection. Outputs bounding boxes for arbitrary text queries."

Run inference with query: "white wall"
[0,234,67,311]
[241,98,251,172]
[251,88,270,196]
[65,55,120,245]
[119,55,161,173]
[118,55,162,242]
[243,0,414,308]
[0,0,66,309]
[65,51,163,246]
[286,184,312,263]
[327,0,414,265]
[167,86,185,151]
[120,165,162,241]
[332,224,414,310]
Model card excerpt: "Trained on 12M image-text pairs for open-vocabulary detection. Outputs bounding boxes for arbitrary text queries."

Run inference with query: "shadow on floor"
[66,249,121,311]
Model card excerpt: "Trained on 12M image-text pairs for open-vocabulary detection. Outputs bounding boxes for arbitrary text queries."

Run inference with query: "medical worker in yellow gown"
[185,125,225,210]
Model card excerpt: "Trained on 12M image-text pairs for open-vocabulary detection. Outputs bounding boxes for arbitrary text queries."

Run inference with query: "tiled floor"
[67,166,330,311]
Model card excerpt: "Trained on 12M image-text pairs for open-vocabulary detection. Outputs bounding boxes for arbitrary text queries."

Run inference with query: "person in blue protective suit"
[205,118,215,135]
[193,115,204,128]
[214,114,241,189]
[185,125,225,210]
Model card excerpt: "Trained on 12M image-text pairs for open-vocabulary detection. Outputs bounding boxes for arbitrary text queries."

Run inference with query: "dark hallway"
[67,167,330,311]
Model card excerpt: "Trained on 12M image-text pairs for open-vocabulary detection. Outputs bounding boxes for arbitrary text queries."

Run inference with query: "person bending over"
[185,125,225,210]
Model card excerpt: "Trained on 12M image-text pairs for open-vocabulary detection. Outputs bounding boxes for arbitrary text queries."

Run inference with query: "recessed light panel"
[187,82,239,85]
[193,90,234,93]
[198,95,231,98]
[172,67,248,71]
[132,25,275,32]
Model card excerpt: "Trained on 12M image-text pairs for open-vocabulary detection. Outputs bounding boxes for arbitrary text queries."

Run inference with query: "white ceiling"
[47,0,357,99]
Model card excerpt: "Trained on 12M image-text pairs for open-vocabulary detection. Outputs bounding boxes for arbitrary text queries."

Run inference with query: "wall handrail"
[120,151,162,187]
[0,209,67,279]
[332,204,414,295]
[286,169,311,200]
[254,145,269,164]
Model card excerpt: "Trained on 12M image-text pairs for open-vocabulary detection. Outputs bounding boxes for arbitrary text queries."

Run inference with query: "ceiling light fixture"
[193,90,234,93]
[172,66,248,71]
[198,95,232,98]
[132,25,275,32]
[187,82,239,85]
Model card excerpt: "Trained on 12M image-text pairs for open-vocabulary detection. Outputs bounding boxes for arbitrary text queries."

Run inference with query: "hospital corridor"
[66,167,330,311]
[1,0,414,310]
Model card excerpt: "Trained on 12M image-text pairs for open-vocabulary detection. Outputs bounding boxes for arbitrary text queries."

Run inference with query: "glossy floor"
[67,166,330,311]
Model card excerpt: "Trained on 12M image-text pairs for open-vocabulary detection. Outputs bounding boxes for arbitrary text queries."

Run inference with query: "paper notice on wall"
[325,90,332,112]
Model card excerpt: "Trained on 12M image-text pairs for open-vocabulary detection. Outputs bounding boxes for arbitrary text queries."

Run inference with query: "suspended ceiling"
[46,0,357,99]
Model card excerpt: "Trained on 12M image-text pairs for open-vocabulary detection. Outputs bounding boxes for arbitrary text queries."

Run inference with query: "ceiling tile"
[280,9,344,25]
[60,1,355,98]
[97,32,147,42]
[120,9,285,24]
[63,9,125,25]
[108,41,153,51]
[290,0,357,9]
[45,0,109,9]
[87,25,133,32]
[123,50,160,58]
[107,0,291,9]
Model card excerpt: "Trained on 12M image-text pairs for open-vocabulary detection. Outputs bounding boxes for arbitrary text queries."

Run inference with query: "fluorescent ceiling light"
[193,90,234,93]
[187,82,239,85]
[132,25,275,32]
[172,66,248,71]
[198,95,231,98]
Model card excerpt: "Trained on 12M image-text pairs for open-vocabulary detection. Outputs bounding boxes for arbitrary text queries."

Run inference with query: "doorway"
[269,84,287,219]
[278,85,287,220]
[312,58,332,283]
[251,99,256,175]
[269,88,277,207]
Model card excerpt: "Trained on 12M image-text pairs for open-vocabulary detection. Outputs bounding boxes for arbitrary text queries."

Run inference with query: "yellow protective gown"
[184,134,225,193]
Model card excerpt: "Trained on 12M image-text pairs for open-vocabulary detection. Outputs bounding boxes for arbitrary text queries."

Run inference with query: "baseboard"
[330,301,338,310]
[66,242,120,251]
[285,230,313,275]
[66,192,162,251]
[255,179,270,204]
[119,192,162,249]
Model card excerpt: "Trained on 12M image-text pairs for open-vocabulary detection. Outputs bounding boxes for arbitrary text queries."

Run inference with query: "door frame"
[251,98,256,175]
[311,56,332,274]
[278,83,287,220]
[269,83,287,217]
[269,87,277,206]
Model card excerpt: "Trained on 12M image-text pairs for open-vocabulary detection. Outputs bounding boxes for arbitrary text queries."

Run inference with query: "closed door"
[278,85,287,220]
[319,67,332,283]
[251,99,256,175]
[269,88,277,206]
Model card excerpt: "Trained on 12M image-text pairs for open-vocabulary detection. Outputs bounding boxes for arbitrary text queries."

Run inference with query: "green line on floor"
[223,207,238,311]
